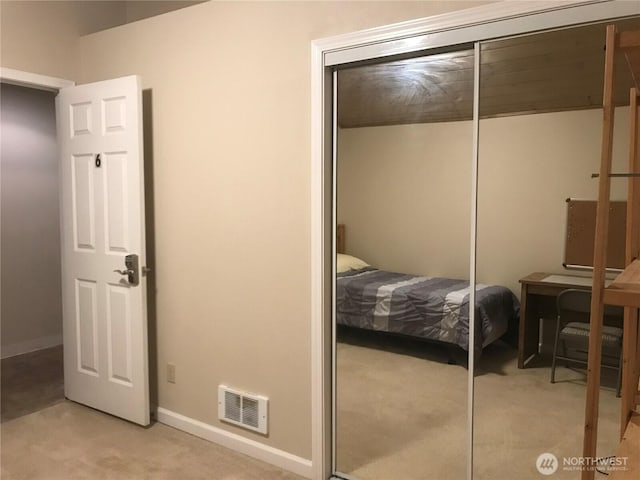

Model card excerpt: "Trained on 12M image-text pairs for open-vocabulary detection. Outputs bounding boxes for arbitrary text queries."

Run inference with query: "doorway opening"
[0,82,64,422]
[0,69,153,427]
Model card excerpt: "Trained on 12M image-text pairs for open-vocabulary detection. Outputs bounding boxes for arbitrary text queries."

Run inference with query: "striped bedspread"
[336,267,520,353]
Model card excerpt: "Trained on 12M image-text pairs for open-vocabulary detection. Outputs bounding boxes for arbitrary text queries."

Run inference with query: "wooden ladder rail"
[582,25,618,480]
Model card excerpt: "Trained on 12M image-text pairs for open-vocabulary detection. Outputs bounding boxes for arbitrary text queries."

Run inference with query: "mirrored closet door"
[324,5,640,480]
[473,17,640,480]
[334,46,475,480]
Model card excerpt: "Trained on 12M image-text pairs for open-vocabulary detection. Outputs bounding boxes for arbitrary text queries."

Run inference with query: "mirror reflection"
[334,15,639,480]
[335,49,476,479]
[474,18,639,480]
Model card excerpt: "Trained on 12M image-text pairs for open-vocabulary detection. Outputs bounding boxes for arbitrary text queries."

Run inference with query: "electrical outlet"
[167,363,176,384]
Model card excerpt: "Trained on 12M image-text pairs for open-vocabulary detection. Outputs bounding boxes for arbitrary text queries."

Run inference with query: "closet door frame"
[310,2,640,480]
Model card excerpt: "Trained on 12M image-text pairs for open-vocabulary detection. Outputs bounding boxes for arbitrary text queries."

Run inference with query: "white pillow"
[337,253,370,273]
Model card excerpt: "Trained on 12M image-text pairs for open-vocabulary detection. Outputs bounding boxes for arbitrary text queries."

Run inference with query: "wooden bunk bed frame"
[336,224,345,255]
[583,24,640,480]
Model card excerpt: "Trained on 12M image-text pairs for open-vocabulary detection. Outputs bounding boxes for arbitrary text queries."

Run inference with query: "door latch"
[114,254,140,286]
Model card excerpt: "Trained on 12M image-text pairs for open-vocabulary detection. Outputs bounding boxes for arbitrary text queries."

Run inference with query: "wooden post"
[627,88,640,275]
[582,24,617,480]
[621,89,640,436]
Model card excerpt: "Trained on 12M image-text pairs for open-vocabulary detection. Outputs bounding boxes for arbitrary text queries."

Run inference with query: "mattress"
[336,267,520,354]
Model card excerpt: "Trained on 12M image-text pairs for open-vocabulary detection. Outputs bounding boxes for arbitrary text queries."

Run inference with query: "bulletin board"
[564,199,626,270]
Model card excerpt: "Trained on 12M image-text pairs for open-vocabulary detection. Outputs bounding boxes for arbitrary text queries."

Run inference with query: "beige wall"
[337,122,473,279]
[0,1,80,79]
[124,1,204,23]
[337,108,630,296]
[476,108,628,294]
[1,84,63,357]
[77,1,205,34]
[75,1,127,35]
[0,1,204,71]
[75,0,492,459]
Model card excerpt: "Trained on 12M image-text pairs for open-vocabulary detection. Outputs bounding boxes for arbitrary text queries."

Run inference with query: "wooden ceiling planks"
[338,18,640,128]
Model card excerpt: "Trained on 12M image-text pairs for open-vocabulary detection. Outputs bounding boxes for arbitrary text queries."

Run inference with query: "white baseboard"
[1,334,63,359]
[156,407,312,479]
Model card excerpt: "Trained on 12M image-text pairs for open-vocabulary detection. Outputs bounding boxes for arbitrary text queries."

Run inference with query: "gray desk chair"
[550,289,624,397]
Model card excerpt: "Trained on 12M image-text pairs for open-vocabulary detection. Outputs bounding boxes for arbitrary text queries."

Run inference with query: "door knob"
[114,254,140,286]
[114,268,134,276]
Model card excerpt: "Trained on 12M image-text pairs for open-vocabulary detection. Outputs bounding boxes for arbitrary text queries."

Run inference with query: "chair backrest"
[557,288,624,320]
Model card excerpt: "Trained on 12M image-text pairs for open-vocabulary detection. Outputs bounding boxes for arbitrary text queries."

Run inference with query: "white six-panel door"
[56,75,149,425]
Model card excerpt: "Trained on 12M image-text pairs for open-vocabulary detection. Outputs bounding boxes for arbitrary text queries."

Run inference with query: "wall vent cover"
[218,385,268,434]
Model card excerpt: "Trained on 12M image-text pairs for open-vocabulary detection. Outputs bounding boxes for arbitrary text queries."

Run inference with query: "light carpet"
[0,401,303,480]
[336,329,620,480]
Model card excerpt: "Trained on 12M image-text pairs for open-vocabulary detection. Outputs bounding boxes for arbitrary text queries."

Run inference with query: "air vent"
[218,385,268,434]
